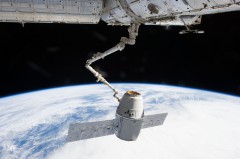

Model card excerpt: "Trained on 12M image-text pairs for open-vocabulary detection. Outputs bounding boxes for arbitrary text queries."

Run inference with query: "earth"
[0,83,240,159]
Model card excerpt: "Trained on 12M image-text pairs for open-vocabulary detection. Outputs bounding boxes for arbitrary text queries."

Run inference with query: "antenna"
[85,23,140,102]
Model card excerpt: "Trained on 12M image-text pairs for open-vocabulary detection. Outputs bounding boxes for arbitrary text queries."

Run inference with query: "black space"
[1,11,240,97]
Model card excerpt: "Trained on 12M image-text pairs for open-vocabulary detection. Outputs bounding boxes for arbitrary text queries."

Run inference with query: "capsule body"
[115,91,144,141]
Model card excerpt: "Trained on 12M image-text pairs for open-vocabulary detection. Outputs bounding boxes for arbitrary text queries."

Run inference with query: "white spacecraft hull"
[0,0,103,24]
[0,0,239,26]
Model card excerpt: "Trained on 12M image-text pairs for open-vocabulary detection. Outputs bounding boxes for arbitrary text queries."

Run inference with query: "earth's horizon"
[0,83,240,159]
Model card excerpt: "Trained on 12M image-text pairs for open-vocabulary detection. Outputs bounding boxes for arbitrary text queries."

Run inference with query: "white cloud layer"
[0,84,240,159]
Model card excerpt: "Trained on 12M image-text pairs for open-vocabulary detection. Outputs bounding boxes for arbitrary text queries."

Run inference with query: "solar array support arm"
[85,23,140,102]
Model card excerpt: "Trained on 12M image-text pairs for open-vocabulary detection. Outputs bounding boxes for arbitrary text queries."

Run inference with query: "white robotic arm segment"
[85,23,140,102]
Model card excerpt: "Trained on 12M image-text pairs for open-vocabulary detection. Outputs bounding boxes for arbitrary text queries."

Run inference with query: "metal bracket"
[179,18,204,34]
[85,23,141,102]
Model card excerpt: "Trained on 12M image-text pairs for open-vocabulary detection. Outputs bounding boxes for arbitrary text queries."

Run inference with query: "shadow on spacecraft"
[67,90,167,142]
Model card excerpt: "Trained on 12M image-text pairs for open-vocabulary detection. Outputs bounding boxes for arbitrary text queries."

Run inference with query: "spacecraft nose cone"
[125,90,141,97]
